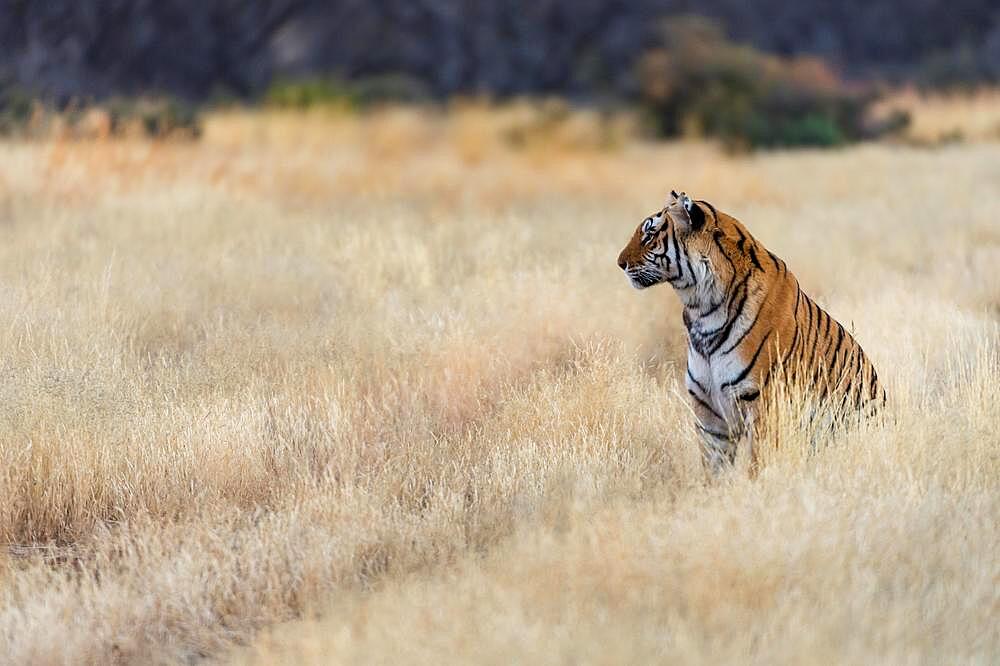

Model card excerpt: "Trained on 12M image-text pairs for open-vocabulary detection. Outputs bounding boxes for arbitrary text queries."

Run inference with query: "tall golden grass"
[0,105,997,664]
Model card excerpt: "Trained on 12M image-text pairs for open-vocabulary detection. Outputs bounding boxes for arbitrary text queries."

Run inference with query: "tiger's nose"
[617,256,628,270]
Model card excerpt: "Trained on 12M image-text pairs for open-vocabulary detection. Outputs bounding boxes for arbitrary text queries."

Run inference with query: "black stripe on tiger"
[696,422,732,441]
[712,229,736,274]
[688,201,706,230]
[670,223,685,284]
[686,367,709,397]
[721,330,771,392]
[698,200,719,224]
[718,296,764,356]
[703,275,752,355]
[689,390,723,420]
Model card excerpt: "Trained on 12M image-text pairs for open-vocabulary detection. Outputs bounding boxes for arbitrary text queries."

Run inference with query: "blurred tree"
[0,0,307,101]
[638,16,900,149]
[0,0,997,101]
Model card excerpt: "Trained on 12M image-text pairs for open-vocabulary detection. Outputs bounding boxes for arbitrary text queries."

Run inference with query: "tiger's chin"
[625,272,661,290]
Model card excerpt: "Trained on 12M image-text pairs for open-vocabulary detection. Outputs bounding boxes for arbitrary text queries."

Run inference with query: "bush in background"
[264,74,431,111]
[638,17,908,150]
[0,83,36,136]
[0,82,201,139]
[264,77,358,110]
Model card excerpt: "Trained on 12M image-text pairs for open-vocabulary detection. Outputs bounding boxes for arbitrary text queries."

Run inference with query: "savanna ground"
[0,97,998,664]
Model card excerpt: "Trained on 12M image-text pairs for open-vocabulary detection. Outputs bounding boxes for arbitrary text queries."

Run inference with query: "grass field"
[0,105,997,664]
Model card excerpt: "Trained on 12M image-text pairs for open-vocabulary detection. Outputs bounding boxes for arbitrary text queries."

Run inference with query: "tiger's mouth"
[626,268,660,289]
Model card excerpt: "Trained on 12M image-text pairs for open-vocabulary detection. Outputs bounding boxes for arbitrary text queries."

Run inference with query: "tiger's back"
[617,191,885,472]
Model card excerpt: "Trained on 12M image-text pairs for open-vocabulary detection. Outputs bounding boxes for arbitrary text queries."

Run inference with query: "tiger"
[616,191,885,473]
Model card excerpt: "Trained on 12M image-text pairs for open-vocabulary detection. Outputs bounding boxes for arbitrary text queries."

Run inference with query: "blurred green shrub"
[264,74,430,110]
[0,83,35,135]
[264,77,358,110]
[638,17,906,150]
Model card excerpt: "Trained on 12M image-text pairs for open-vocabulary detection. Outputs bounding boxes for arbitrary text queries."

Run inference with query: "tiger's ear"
[666,191,706,232]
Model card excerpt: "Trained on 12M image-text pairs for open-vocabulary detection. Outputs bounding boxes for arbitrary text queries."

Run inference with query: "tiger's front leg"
[686,372,737,474]
[686,369,765,475]
[731,390,764,477]
[700,432,737,475]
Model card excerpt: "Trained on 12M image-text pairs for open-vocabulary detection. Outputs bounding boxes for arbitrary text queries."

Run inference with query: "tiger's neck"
[674,258,725,314]
[679,267,760,358]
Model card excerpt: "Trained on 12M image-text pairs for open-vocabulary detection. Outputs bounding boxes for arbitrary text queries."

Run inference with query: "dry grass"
[0,106,997,664]
[879,88,1000,144]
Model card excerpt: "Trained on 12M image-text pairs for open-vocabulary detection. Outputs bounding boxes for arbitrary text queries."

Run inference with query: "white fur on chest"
[685,346,749,427]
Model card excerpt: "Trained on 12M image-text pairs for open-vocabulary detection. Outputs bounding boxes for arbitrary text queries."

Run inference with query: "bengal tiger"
[617,191,885,473]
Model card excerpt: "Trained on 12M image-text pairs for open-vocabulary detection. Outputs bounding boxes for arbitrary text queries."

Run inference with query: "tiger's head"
[616,190,715,291]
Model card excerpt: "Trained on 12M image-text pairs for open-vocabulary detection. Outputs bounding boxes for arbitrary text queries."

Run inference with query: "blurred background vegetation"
[1,0,998,148]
